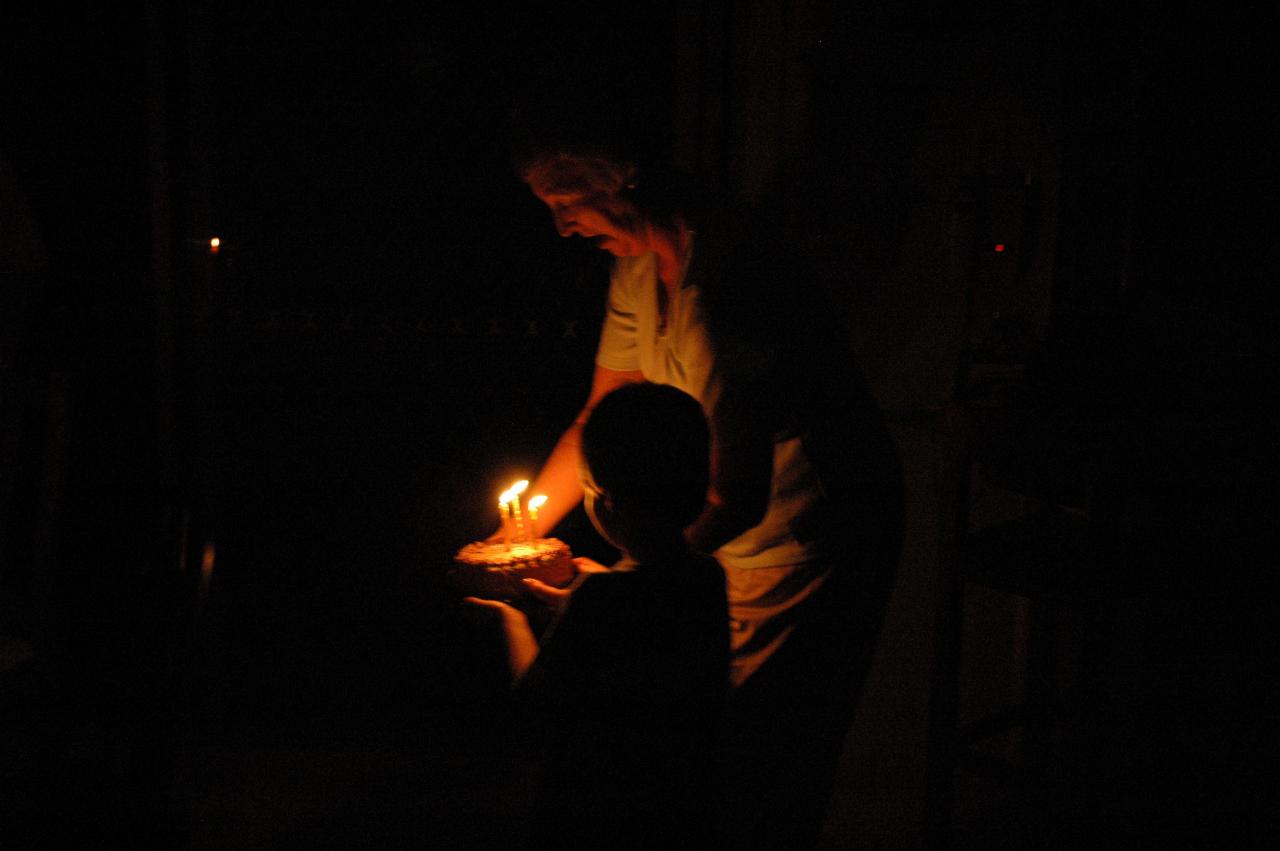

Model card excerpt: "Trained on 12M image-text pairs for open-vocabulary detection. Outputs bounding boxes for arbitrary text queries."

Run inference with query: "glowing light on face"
[527,157,647,258]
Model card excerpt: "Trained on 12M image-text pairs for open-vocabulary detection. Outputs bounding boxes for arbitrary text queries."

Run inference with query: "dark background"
[2,1,1273,847]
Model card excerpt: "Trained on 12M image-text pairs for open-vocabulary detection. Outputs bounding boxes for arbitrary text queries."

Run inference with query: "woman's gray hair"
[521,151,636,199]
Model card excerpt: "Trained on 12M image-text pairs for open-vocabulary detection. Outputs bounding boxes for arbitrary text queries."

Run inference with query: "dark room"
[1,2,1272,848]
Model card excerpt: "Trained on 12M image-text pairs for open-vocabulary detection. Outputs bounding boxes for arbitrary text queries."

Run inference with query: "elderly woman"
[516,136,903,848]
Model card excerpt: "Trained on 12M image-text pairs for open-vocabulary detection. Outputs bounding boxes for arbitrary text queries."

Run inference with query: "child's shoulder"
[629,552,725,602]
[569,567,639,603]
[562,570,656,629]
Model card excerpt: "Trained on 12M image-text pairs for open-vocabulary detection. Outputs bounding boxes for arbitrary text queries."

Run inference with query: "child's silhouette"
[467,382,728,848]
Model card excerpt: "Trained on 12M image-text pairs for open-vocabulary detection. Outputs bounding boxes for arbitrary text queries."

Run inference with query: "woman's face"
[527,169,649,258]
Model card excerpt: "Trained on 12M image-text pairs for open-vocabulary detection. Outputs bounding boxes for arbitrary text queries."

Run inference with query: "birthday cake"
[450,537,575,600]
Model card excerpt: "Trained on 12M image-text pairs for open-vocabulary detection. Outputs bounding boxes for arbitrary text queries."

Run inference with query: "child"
[466,382,729,849]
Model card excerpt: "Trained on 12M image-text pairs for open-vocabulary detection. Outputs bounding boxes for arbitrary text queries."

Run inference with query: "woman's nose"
[551,208,574,237]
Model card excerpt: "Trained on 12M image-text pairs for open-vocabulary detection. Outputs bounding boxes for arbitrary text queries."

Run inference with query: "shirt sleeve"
[594,259,641,372]
[670,286,722,413]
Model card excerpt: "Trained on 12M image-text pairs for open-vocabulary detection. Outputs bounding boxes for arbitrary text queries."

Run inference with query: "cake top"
[455,537,570,567]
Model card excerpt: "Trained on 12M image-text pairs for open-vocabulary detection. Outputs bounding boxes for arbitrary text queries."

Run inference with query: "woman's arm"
[685,387,774,554]
[524,364,645,534]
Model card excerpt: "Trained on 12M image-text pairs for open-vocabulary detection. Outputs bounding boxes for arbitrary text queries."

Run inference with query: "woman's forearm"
[685,494,763,554]
[528,366,645,537]
[526,419,588,535]
[687,403,774,553]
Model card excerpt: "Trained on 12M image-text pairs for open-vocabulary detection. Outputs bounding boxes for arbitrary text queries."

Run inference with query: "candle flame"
[528,494,547,511]
[509,479,529,496]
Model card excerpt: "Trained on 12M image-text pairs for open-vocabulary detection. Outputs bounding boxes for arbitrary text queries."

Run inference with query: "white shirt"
[594,250,828,569]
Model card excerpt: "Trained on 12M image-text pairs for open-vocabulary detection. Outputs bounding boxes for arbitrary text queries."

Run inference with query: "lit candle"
[499,490,515,550]
[508,480,529,542]
[527,495,547,541]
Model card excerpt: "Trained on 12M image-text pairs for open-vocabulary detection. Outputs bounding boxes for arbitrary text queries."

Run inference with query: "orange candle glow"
[499,491,515,550]
[527,494,547,541]
[508,479,529,542]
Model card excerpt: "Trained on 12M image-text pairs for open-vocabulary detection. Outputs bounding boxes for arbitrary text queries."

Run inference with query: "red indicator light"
[993,243,1005,253]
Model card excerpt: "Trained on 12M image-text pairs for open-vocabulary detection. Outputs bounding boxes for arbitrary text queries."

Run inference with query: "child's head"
[580,382,710,552]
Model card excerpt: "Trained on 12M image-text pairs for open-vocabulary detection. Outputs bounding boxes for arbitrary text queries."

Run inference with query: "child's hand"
[572,556,610,574]
[463,596,539,681]
[518,557,609,608]
[462,596,523,623]
[520,578,571,608]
